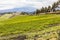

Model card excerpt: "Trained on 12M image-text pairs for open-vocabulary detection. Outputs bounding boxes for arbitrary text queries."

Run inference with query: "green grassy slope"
[0,14,13,21]
[0,14,60,37]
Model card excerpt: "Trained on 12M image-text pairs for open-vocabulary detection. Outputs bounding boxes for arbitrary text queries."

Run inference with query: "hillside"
[0,14,60,40]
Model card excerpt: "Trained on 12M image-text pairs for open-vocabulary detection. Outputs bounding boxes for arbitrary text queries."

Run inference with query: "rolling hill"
[0,14,60,40]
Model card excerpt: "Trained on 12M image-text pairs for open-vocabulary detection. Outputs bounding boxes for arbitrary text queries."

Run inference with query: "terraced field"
[0,14,60,40]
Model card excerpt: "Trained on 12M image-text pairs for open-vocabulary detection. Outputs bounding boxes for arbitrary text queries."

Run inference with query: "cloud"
[27,0,58,9]
[0,0,58,10]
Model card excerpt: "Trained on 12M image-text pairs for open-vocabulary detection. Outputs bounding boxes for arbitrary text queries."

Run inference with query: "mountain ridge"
[0,6,36,13]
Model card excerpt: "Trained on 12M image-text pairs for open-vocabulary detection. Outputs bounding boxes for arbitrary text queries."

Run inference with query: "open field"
[0,14,60,40]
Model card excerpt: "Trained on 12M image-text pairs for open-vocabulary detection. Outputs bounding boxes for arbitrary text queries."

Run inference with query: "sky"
[0,0,58,10]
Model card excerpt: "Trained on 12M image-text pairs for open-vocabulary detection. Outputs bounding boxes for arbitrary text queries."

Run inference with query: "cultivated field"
[0,14,60,40]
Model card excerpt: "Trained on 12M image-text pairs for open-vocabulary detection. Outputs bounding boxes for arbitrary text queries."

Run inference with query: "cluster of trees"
[34,0,60,14]
[20,12,29,15]
[35,6,51,14]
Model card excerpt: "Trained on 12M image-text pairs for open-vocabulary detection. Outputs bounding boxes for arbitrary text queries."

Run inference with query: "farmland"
[0,14,60,40]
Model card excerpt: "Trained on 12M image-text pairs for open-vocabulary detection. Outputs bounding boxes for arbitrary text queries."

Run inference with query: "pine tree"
[44,7,48,12]
[47,6,52,12]
[52,0,60,12]
[40,7,45,13]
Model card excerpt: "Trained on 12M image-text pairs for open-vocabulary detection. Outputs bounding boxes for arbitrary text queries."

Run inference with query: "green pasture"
[0,14,60,36]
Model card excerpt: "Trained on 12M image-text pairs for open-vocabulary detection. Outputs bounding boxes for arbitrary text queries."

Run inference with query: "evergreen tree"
[52,0,60,12]
[44,7,48,12]
[47,6,52,12]
[40,7,45,13]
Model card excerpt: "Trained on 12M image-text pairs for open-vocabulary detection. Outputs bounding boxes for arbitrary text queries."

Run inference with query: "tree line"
[34,0,60,15]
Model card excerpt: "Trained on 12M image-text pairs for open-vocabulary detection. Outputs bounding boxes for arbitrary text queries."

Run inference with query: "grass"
[0,14,13,21]
[0,14,60,37]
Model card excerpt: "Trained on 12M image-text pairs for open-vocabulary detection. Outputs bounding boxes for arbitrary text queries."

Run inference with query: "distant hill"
[0,6,36,13]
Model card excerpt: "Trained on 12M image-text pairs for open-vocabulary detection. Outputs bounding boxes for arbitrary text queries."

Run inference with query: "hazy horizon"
[0,0,58,10]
